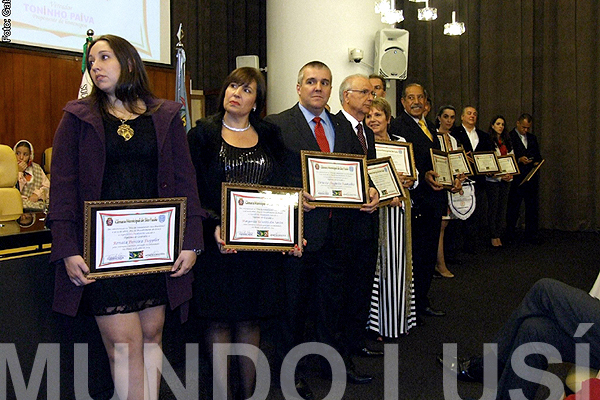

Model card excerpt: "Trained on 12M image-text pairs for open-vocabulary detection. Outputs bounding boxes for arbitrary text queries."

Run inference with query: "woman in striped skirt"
[365,98,416,338]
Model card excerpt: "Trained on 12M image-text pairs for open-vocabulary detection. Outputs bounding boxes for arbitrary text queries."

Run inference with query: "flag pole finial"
[176,23,184,48]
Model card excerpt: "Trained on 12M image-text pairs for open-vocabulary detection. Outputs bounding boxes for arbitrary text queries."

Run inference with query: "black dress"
[189,116,285,322]
[81,114,168,315]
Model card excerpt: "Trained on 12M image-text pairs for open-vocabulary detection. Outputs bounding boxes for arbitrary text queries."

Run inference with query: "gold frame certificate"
[83,198,186,279]
[430,149,454,188]
[301,151,369,208]
[472,151,501,174]
[374,140,416,179]
[496,154,520,176]
[448,149,473,176]
[519,159,545,186]
[367,157,406,205]
[221,183,303,251]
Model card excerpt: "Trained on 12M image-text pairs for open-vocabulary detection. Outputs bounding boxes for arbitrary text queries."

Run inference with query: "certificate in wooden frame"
[301,151,369,208]
[367,157,407,206]
[496,154,520,176]
[221,183,303,251]
[83,198,186,279]
[448,149,474,176]
[519,159,545,186]
[472,151,501,174]
[374,140,417,179]
[430,149,454,188]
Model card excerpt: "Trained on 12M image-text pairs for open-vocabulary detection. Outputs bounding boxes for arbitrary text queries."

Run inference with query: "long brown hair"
[86,34,157,117]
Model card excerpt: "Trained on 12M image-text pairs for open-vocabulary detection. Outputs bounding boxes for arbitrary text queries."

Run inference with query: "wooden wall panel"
[0,46,175,155]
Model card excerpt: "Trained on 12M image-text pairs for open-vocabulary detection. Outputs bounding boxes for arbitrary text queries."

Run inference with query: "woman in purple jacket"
[48,35,204,400]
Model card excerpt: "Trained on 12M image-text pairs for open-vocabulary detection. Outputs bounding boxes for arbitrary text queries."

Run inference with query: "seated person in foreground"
[14,139,50,204]
[438,277,600,399]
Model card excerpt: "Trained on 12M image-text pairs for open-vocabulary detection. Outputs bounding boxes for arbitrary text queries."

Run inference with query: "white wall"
[266,0,397,116]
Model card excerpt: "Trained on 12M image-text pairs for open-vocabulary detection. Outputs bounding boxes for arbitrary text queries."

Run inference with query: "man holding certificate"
[336,74,383,360]
[506,113,543,244]
[266,61,376,396]
[389,83,462,324]
[451,106,494,252]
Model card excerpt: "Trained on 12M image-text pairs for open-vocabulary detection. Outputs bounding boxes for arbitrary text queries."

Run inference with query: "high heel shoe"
[435,266,454,278]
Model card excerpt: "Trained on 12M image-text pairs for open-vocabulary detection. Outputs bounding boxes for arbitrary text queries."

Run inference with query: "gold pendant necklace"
[117,118,134,141]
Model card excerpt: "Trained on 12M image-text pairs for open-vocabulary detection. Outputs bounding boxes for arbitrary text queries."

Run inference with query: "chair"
[0,144,24,221]
[41,147,52,179]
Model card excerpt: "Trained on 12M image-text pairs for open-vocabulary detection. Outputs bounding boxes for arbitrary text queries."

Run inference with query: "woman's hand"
[63,255,95,286]
[285,239,307,257]
[389,197,402,207]
[170,250,196,277]
[214,225,237,254]
[17,160,28,173]
[28,193,39,202]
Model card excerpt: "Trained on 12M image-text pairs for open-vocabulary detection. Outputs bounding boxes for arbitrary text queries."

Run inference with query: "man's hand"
[518,156,533,165]
[425,170,444,191]
[302,191,316,212]
[360,187,379,213]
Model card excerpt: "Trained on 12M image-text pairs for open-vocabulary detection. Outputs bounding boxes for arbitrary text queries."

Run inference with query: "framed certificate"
[496,154,520,176]
[430,149,454,188]
[472,151,500,174]
[448,149,474,176]
[367,157,406,206]
[519,159,545,186]
[301,151,369,208]
[221,183,303,251]
[83,198,186,279]
[374,140,416,179]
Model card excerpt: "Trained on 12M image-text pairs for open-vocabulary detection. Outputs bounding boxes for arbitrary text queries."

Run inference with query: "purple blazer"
[48,98,205,321]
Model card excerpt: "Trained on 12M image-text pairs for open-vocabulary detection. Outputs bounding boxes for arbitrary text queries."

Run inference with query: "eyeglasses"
[347,89,377,97]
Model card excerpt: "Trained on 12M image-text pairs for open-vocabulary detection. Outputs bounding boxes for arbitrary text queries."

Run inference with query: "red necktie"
[313,117,330,152]
[356,123,367,155]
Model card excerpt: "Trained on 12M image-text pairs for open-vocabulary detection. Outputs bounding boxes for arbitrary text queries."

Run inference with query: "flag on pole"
[78,30,94,99]
[175,23,192,133]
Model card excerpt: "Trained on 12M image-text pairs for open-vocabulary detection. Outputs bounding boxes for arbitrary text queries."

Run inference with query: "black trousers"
[275,223,345,376]
[339,236,379,355]
[506,180,539,237]
[411,208,442,313]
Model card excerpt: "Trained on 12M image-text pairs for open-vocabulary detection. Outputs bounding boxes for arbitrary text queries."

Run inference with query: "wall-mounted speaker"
[373,29,409,80]
[236,55,260,69]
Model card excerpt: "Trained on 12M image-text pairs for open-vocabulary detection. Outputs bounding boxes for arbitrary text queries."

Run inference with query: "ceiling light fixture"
[444,11,465,35]
[418,0,437,21]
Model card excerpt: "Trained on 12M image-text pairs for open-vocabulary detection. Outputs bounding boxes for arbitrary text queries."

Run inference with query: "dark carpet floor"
[3,229,598,399]
[159,229,600,400]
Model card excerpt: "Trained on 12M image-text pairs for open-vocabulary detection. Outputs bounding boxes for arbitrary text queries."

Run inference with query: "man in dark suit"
[265,62,377,397]
[335,74,382,360]
[506,113,542,243]
[389,83,459,322]
[451,106,494,251]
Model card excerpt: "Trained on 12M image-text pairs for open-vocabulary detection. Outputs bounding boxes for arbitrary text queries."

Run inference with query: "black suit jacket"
[389,111,445,218]
[336,111,379,241]
[509,129,542,186]
[451,125,494,188]
[265,104,359,250]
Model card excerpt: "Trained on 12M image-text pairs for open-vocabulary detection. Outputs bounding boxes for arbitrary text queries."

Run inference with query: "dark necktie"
[356,123,367,155]
[313,117,330,152]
